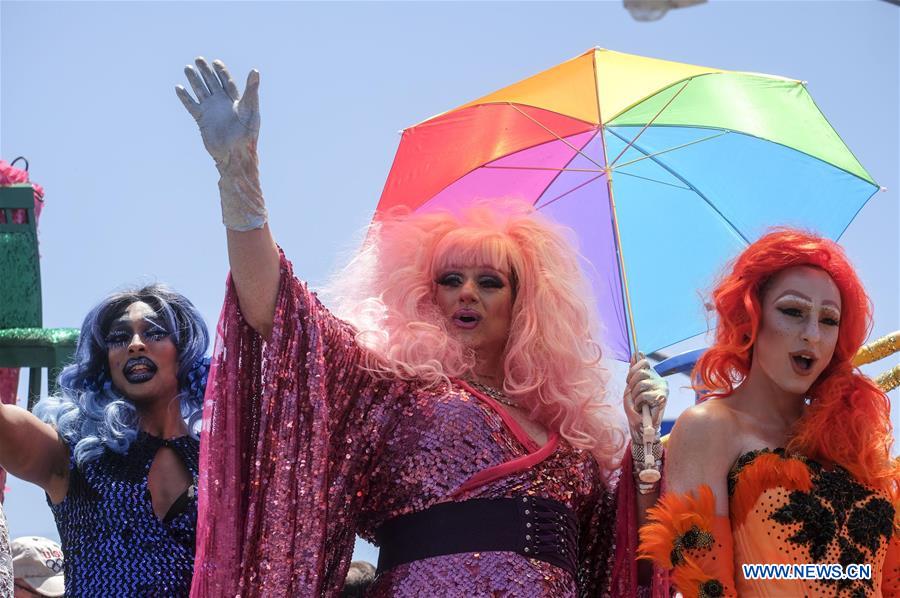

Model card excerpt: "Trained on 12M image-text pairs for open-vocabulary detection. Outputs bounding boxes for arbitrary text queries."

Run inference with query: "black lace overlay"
[847,497,895,554]
[699,578,725,598]
[771,489,836,561]
[732,449,895,597]
[671,524,714,566]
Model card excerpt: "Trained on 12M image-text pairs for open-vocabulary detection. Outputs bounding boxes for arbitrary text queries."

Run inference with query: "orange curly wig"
[693,228,898,491]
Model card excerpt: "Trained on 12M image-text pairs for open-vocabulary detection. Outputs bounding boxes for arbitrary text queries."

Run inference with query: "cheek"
[107,349,123,371]
[757,316,797,352]
[822,328,840,358]
[756,337,783,372]
[493,295,513,327]
[107,352,127,389]
[754,326,788,372]
[433,288,453,314]
[762,316,793,339]
[159,344,179,372]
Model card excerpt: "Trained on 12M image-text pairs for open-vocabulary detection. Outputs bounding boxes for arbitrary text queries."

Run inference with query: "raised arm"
[0,404,68,501]
[177,58,280,336]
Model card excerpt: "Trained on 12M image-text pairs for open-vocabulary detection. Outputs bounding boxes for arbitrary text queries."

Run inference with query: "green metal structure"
[0,184,79,410]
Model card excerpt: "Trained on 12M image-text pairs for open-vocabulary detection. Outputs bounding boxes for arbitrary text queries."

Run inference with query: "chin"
[117,379,162,401]
[121,387,155,403]
[462,338,484,350]
[776,379,815,398]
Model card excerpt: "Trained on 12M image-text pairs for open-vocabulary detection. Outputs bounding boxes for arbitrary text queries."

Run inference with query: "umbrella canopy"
[376,48,879,361]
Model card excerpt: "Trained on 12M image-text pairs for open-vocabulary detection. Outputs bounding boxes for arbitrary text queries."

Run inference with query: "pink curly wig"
[323,202,624,472]
[693,228,899,491]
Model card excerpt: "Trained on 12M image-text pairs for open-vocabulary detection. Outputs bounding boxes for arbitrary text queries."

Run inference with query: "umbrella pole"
[597,150,639,356]
[597,107,661,481]
[607,186,639,355]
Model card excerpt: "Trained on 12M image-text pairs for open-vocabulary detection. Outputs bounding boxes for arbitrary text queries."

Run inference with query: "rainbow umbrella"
[376,48,879,361]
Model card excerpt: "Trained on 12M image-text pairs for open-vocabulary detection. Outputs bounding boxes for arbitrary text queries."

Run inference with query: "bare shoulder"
[671,399,739,446]
[664,399,742,502]
[667,400,743,474]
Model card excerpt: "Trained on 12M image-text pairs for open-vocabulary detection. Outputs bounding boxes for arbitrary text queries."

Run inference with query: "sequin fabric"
[729,449,899,597]
[50,432,199,597]
[0,505,12,598]
[0,327,80,345]
[361,387,613,598]
[0,367,17,504]
[193,254,639,597]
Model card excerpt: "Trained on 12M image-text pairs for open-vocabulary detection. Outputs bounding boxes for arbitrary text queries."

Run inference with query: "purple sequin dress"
[192,254,637,597]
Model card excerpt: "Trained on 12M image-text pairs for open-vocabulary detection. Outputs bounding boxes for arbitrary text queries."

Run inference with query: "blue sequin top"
[49,432,199,597]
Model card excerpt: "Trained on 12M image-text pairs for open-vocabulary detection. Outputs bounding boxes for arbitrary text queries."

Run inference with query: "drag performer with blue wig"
[0,284,209,597]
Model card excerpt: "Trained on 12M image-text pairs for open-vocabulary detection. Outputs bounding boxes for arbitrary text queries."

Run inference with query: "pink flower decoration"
[0,158,44,223]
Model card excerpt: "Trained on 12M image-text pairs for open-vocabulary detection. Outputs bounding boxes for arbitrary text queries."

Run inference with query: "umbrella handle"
[639,403,661,483]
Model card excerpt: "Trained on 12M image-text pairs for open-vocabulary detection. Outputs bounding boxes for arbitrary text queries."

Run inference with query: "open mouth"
[789,352,816,375]
[123,357,158,384]
[452,309,482,330]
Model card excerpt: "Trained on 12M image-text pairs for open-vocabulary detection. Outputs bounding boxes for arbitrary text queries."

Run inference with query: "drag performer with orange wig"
[177,58,667,596]
[640,229,900,597]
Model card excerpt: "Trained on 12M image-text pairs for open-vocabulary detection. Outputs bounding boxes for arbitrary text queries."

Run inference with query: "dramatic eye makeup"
[820,308,841,327]
[435,270,507,290]
[776,305,805,318]
[142,318,170,340]
[104,328,132,346]
[436,272,463,287]
[105,317,170,346]
[775,297,809,318]
[774,297,840,327]
[477,274,504,289]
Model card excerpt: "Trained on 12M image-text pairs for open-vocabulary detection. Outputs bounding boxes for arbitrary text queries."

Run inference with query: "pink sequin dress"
[192,254,641,597]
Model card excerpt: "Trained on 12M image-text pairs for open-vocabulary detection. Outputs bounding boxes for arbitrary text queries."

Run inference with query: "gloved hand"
[176,57,267,231]
[623,353,668,445]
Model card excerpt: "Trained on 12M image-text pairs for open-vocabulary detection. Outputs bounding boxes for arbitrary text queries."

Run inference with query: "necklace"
[467,380,522,409]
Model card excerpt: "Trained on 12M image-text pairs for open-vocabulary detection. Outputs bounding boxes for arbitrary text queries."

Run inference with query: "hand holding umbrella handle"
[639,403,662,483]
[625,353,666,490]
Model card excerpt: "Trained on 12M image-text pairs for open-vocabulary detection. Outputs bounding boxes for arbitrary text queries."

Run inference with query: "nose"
[801,318,822,343]
[127,332,147,353]
[458,278,478,303]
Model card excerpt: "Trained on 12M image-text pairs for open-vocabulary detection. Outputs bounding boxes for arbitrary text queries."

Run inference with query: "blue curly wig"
[34,284,209,465]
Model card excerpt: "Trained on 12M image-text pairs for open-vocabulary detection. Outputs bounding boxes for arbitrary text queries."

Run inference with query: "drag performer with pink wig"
[178,58,667,597]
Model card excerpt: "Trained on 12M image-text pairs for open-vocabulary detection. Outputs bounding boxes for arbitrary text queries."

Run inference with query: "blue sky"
[2,0,897,563]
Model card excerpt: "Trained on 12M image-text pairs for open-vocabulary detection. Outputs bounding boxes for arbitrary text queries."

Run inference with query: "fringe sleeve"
[577,472,618,597]
[639,485,736,598]
[191,252,399,597]
[606,451,671,597]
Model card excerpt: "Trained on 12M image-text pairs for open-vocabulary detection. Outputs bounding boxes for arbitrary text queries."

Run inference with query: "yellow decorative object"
[853,331,899,366]
[875,364,900,392]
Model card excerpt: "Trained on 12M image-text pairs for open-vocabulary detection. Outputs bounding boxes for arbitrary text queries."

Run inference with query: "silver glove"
[176,57,267,231]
